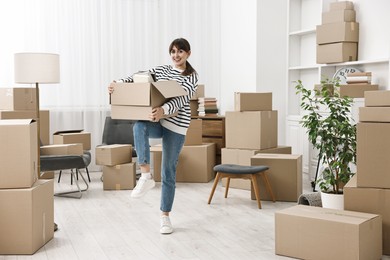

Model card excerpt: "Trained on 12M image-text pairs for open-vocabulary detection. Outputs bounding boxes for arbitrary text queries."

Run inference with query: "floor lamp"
[14,53,60,179]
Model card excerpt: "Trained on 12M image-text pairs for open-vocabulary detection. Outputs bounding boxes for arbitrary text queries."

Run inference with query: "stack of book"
[346,72,372,84]
[197,97,218,116]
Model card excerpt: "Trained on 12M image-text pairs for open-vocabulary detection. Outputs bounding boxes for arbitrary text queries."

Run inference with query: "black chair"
[57,150,91,184]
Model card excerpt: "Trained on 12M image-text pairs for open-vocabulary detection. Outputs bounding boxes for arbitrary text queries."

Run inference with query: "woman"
[108,38,198,234]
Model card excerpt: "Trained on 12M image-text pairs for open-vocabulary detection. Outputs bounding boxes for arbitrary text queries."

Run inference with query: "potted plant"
[295,79,357,208]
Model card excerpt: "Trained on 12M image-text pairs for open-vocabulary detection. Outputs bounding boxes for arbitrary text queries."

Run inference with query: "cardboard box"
[184,119,202,146]
[251,153,302,202]
[53,130,91,150]
[40,143,84,156]
[151,143,216,182]
[40,171,54,179]
[317,22,359,45]
[110,81,186,107]
[275,205,382,260]
[359,107,390,122]
[0,180,54,255]
[317,42,357,64]
[365,90,390,107]
[0,87,36,110]
[221,146,292,190]
[322,9,356,24]
[103,163,136,190]
[234,92,272,111]
[330,1,354,11]
[190,100,199,116]
[111,105,178,121]
[339,84,378,98]
[190,84,205,100]
[0,119,37,189]
[357,123,390,188]
[95,144,132,166]
[345,175,390,255]
[225,111,277,150]
[0,110,50,145]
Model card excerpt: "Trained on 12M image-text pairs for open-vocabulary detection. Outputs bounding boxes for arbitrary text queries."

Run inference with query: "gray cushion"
[213,164,269,174]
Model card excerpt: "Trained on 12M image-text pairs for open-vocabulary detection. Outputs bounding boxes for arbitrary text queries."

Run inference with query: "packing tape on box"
[351,22,356,31]
[116,184,121,190]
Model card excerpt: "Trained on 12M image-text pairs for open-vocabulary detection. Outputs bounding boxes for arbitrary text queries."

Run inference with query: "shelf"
[289,65,319,70]
[319,58,389,67]
[289,28,316,36]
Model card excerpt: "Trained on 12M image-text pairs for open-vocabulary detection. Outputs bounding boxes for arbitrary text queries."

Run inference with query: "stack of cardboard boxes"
[0,119,54,254]
[344,90,390,255]
[223,92,302,202]
[317,1,359,64]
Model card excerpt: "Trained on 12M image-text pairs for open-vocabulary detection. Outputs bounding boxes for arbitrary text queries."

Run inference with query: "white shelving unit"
[286,0,390,180]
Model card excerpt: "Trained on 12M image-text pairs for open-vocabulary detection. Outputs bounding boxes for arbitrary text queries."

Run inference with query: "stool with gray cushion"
[208,164,275,209]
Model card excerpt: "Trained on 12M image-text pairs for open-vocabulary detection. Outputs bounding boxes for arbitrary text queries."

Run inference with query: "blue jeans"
[133,121,185,212]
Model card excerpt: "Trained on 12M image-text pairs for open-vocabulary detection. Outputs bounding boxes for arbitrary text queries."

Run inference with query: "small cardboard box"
[190,100,199,116]
[317,42,357,64]
[225,111,277,150]
[184,119,203,146]
[0,87,36,110]
[357,122,390,188]
[0,119,37,189]
[365,90,390,107]
[339,84,378,98]
[330,1,354,11]
[95,144,132,166]
[234,92,272,111]
[251,153,302,202]
[0,180,54,255]
[316,22,359,45]
[345,175,390,255]
[151,143,216,183]
[190,84,205,100]
[275,205,382,260]
[0,110,50,145]
[359,107,390,122]
[221,146,292,190]
[322,9,356,24]
[103,163,136,190]
[40,143,84,156]
[53,130,91,150]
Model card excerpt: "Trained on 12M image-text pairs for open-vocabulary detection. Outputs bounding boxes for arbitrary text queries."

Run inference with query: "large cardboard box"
[152,143,216,183]
[103,163,136,190]
[0,110,50,145]
[365,90,390,107]
[53,130,91,150]
[275,205,382,260]
[225,111,277,150]
[190,84,205,100]
[317,42,357,64]
[330,1,354,11]
[339,84,378,98]
[95,144,132,166]
[184,119,202,146]
[234,92,272,111]
[357,122,390,188]
[359,107,390,122]
[221,146,292,190]
[322,9,356,24]
[0,180,54,255]
[316,22,359,45]
[251,154,302,202]
[110,81,186,121]
[0,87,36,110]
[345,175,390,255]
[40,143,84,156]
[0,119,37,189]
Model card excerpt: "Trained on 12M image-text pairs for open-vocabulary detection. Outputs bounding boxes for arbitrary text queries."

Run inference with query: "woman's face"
[170,45,191,70]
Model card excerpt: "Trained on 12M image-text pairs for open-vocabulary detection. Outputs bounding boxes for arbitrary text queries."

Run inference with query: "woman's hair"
[169,38,196,76]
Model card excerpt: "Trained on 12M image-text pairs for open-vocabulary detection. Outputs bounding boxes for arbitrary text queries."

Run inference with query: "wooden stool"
[208,164,275,209]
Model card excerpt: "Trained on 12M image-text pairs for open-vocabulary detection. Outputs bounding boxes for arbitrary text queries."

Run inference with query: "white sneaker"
[160,215,173,234]
[131,177,155,198]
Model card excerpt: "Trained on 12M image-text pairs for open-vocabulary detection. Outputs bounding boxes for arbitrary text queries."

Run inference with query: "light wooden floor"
[1,172,389,260]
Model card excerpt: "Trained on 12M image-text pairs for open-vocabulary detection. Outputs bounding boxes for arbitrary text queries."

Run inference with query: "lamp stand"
[35,82,41,179]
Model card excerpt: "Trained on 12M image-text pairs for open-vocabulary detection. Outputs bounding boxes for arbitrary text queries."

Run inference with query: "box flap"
[53,129,84,135]
[152,81,187,98]
[0,119,35,125]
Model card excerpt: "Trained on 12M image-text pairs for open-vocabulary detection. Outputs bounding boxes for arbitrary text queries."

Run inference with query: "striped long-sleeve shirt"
[119,65,198,135]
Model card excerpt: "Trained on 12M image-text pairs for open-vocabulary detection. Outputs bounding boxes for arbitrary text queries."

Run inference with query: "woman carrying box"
[108,38,198,234]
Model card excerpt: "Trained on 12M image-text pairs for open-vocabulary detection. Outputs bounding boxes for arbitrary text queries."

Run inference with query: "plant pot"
[320,191,344,210]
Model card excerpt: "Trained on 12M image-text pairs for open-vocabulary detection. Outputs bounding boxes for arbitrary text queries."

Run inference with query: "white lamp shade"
[14,53,60,84]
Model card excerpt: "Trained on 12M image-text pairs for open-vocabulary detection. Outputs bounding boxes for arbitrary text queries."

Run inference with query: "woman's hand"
[150,107,164,122]
[108,81,116,94]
